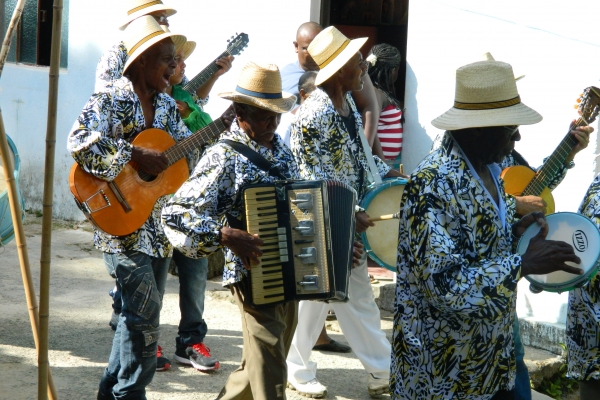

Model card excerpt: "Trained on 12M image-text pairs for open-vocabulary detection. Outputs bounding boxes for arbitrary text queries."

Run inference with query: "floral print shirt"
[161,121,302,286]
[289,87,390,201]
[391,132,522,399]
[94,41,208,107]
[67,76,195,257]
[567,173,600,380]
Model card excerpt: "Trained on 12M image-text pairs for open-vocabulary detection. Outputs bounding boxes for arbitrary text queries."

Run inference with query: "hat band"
[128,0,163,15]
[236,86,282,99]
[318,39,350,69]
[128,30,164,56]
[454,96,521,110]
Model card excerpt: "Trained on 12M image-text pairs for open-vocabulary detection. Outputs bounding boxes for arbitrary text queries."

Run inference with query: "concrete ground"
[0,213,560,399]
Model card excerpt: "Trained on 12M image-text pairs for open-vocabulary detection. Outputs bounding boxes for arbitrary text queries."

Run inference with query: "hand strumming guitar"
[175,100,192,119]
[131,146,168,176]
[220,226,264,270]
[515,195,547,215]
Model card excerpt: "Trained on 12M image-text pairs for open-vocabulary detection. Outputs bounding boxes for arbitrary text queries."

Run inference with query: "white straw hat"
[431,60,542,131]
[219,62,297,113]
[482,52,525,81]
[119,0,177,30]
[122,15,186,74]
[161,26,196,60]
[307,26,368,86]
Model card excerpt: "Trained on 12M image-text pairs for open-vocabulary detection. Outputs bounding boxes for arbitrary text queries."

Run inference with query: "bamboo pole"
[0,0,25,76]
[38,0,63,398]
[0,1,57,399]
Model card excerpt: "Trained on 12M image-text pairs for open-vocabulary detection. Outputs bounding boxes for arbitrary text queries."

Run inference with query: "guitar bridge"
[76,189,112,214]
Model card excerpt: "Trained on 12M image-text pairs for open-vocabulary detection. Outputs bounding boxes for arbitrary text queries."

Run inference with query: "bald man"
[280,22,387,178]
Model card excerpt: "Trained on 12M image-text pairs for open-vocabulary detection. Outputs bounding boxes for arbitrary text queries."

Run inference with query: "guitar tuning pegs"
[574,104,580,109]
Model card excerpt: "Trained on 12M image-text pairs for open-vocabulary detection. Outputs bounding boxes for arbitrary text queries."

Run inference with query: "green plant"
[536,346,579,400]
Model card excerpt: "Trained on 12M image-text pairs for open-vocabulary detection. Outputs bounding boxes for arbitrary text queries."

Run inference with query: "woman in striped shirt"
[366,44,404,163]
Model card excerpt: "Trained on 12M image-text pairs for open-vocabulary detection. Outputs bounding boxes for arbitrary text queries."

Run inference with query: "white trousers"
[286,257,391,384]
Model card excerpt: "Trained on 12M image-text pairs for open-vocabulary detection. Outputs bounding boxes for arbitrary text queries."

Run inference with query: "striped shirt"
[377,104,403,160]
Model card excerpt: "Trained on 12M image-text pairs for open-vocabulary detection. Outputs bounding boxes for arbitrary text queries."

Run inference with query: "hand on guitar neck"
[131,146,168,176]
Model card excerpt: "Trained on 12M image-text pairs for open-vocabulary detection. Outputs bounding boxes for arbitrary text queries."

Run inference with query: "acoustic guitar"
[69,115,227,237]
[501,86,600,214]
[183,32,249,95]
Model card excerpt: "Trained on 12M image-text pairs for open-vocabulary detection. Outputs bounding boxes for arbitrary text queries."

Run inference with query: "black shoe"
[156,345,171,371]
[312,339,352,353]
[174,338,219,371]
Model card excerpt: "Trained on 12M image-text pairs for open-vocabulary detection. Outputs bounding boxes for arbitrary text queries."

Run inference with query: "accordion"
[241,180,357,306]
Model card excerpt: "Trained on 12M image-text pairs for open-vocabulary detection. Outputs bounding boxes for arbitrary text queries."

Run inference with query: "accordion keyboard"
[244,184,332,306]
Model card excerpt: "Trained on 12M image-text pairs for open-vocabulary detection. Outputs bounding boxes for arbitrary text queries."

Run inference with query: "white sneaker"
[367,373,389,397]
[287,378,328,398]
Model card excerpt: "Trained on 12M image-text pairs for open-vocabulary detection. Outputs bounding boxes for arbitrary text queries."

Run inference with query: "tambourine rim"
[518,212,600,292]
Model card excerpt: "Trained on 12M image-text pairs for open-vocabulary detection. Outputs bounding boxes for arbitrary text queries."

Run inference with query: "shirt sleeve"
[161,146,239,258]
[290,113,326,180]
[67,93,133,181]
[402,172,522,320]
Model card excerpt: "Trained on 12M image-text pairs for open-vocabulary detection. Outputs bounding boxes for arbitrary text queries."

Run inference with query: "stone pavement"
[0,214,561,399]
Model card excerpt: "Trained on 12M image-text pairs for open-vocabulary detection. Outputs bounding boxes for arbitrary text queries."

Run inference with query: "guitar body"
[69,128,189,236]
[501,165,555,215]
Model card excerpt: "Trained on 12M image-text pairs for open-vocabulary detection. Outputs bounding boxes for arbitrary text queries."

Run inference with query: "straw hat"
[119,0,177,30]
[431,60,542,131]
[219,62,296,113]
[161,26,196,60]
[122,15,186,74]
[482,52,525,81]
[307,26,368,86]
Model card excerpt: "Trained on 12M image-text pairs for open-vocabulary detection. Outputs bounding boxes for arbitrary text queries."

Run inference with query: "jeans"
[514,318,531,400]
[173,249,209,345]
[99,251,170,400]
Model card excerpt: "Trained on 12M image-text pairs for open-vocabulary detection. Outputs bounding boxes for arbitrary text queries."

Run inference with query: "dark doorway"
[320,0,409,104]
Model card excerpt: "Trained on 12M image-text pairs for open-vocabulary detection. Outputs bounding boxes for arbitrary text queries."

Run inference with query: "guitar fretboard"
[182,51,230,95]
[165,118,226,166]
[522,118,584,196]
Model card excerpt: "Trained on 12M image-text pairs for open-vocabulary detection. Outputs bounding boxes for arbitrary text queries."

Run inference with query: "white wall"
[403,0,600,325]
[0,0,314,220]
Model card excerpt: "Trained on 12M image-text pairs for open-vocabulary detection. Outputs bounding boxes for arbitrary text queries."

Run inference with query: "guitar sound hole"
[138,170,157,182]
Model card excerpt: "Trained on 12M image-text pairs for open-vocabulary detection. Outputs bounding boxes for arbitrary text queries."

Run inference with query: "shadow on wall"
[402,61,433,175]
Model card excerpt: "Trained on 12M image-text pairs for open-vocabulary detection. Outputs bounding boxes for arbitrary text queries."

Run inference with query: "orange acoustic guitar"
[501,86,600,214]
[69,116,226,236]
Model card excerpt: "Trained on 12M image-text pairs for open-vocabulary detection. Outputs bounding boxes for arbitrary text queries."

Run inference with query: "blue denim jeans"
[514,318,531,400]
[172,250,209,345]
[99,251,170,400]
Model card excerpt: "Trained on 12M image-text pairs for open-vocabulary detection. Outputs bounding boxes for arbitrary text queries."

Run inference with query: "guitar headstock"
[226,33,249,56]
[576,86,600,124]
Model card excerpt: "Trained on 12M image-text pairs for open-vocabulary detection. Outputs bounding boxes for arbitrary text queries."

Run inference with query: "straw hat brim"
[219,91,297,114]
[315,37,368,86]
[123,32,186,74]
[180,41,196,61]
[431,102,543,131]
[119,5,177,30]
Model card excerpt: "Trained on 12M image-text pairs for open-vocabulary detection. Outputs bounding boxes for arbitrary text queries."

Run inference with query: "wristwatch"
[355,205,365,213]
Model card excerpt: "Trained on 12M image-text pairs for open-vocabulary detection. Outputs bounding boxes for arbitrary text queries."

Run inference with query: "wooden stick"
[0,0,26,76]
[0,1,57,399]
[38,0,64,398]
[369,212,400,222]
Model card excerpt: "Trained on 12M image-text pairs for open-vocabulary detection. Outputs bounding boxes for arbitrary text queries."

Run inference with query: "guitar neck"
[522,118,583,196]
[182,50,230,95]
[165,118,226,166]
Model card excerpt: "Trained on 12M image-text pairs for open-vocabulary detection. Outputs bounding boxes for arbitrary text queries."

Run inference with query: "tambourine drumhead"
[360,178,407,271]
[516,212,600,293]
